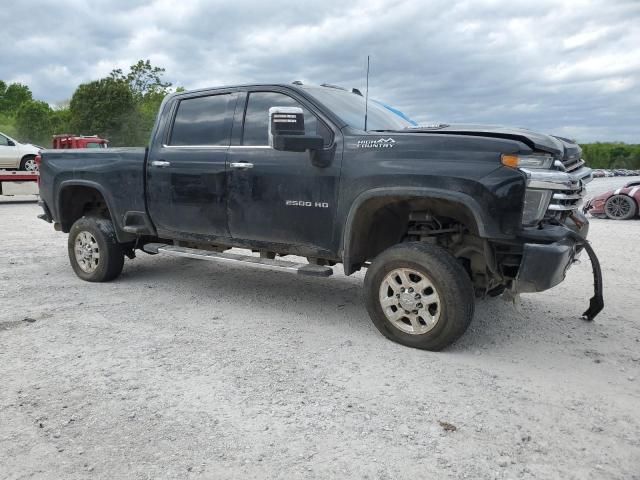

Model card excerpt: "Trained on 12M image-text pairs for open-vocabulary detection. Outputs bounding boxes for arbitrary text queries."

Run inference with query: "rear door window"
[169,94,233,146]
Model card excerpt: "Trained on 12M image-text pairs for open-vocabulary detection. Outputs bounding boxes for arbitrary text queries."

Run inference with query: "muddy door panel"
[146,92,237,237]
[226,89,341,251]
[226,147,340,249]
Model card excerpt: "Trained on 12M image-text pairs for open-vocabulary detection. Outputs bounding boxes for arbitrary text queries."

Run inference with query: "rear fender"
[56,180,136,243]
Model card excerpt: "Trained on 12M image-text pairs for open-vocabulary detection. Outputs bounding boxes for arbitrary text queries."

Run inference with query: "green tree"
[2,64,176,147]
[137,90,166,141]
[105,60,174,144]
[15,100,52,145]
[581,143,640,170]
[49,107,71,136]
[0,81,16,135]
[0,83,33,114]
[110,59,172,99]
[69,77,138,145]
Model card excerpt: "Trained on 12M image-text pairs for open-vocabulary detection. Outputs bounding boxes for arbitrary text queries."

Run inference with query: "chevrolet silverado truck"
[37,83,603,350]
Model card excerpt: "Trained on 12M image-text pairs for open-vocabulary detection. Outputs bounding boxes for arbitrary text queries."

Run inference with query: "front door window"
[242,92,331,147]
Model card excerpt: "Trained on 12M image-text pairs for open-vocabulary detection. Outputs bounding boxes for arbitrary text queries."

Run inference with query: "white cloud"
[0,0,639,142]
[563,26,610,50]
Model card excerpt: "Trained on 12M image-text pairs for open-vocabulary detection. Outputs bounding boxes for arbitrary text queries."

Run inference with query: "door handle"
[230,162,254,169]
[151,160,171,168]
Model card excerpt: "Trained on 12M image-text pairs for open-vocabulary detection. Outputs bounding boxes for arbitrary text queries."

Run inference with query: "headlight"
[521,189,552,226]
[501,153,554,169]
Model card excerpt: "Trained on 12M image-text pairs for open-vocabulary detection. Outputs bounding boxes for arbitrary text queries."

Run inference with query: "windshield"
[302,86,414,131]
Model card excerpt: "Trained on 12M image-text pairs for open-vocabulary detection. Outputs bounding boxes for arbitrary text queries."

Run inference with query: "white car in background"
[0,132,41,171]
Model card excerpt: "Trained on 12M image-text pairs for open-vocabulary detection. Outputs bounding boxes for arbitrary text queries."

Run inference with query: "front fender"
[341,187,499,275]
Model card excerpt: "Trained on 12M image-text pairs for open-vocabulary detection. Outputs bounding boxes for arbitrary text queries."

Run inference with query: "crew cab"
[37,83,603,350]
[0,132,41,171]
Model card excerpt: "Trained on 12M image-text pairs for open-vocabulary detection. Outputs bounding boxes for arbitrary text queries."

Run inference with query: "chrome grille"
[547,187,585,212]
[523,165,592,217]
[562,156,585,172]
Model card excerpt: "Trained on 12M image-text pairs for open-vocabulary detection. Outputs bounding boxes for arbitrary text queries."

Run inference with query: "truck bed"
[38,147,147,240]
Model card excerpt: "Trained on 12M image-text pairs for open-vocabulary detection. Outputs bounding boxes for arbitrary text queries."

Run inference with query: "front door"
[146,92,238,239]
[0,133,18,168]
[226,90,341,252]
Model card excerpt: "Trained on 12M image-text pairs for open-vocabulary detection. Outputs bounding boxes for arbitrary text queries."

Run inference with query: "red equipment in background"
[52,134,108,149]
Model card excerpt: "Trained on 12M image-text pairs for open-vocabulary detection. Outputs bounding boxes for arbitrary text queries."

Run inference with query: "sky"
[1,0,639,142]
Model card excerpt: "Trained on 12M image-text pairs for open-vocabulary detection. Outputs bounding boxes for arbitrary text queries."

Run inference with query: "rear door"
[146,91,238,238]
[226,89,341,252]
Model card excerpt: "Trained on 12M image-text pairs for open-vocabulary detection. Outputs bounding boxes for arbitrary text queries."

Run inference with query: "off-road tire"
[19,155,38,171]
[364,242,474,351]
[604,194,637,220]
[68,216,124,282]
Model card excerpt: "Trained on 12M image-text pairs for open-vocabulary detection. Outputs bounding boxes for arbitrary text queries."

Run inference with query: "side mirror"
[269,106,324,152]
[7,140,15,146]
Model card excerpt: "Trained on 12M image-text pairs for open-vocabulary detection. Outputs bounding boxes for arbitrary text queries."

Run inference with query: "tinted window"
[170,94,232,146]
[242,92,331,146]
[0,134,10,146]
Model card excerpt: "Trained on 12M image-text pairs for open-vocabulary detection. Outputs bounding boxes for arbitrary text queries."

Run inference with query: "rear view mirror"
[269,106,323,152]
[7,140,15,146]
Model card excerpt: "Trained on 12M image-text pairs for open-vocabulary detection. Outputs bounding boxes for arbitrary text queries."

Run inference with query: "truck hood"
[404,124,569,156]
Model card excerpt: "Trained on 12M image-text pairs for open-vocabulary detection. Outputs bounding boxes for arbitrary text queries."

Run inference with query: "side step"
[142,243,333,277]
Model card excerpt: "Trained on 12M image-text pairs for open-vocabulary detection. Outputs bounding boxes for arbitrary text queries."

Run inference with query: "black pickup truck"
[38,82,603,350]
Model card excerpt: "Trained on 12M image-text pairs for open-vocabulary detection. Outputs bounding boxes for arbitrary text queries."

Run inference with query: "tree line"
[0,60,180,147]
[1,63,638,169]
[580,143,640,170]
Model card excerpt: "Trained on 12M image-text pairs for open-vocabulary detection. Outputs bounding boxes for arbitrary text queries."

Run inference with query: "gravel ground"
[1,178,639,479]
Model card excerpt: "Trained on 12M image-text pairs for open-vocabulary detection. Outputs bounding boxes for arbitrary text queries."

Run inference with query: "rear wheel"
[68,216,124,282]
[19,156,38,171]
[364,242,474,351]
[605,194,637,220]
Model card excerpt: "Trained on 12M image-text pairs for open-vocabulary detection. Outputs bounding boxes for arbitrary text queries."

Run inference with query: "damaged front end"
[514,216,604,321]
[500,146,604,320]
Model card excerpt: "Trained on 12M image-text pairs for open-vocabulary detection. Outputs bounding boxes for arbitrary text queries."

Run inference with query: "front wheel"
[68,216,124,282]
[19,156,38,171]
[364,242,474,351]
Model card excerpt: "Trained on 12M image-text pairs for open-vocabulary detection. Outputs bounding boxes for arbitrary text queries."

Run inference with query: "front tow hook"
[566,230,604,321]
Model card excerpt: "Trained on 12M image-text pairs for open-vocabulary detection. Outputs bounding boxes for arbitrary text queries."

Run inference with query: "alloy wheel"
[379,267,441,335]
[23,158,38,171]
[605,195,632,219]
[74,231,100,273]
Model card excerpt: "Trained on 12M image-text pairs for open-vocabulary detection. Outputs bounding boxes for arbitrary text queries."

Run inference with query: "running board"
[142,243,333,277]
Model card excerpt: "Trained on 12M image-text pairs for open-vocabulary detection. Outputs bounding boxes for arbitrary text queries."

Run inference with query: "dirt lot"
[1,178,639,479]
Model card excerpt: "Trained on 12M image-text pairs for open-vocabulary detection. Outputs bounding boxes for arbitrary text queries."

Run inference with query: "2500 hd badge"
[285,200,330,208]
